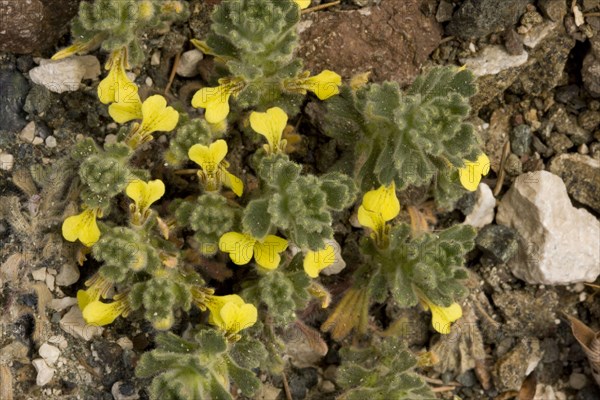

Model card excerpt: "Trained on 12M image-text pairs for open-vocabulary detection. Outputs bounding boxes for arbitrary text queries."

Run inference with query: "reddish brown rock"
[297,0,442,87]
[0,0,80,54]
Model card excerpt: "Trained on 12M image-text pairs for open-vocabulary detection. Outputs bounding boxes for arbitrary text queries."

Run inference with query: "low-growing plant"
[49,0,491,398]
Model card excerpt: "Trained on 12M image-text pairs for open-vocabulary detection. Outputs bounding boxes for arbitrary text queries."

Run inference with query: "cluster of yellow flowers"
[59,0,490,338]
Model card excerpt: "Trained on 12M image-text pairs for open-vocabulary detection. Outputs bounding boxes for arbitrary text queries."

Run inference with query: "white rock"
[464,183,496,228]
[320,238,346,276]
[31,267,47,281]
[151,51,161,66]
[45,136,57,148]
[47,335,68,350]
[48,297,77,312]
[0,153,14,171]
[29,56,101,94]
[55,262,80,286]
[19,121,36,143]
[497,171,600,284]
[461,45,529,77]
[176,50,204,77]
[39,343,60,365]
[522,21,558,49]
[45,273,55,291]
[32,358,55,386]
[59,305,103,341]
[32,137,44,145]
[116,337,134,351]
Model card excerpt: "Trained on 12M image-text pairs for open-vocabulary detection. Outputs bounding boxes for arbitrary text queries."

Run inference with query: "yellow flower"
[458,153,490,192]
[98,48,138,105]
[62,208,102,247]
[191,78,244,124]
[303,244,336,278]
[205,294,258,337]
[82,298,129,326]
[295,0,311,9]
[125,179,165,224]
[110,95,179,134]
[249,107,288,154]
[77,274,113,310]
[188,140,244,196]
[420,296,463,335]
[51,35,103,60]
[357,183,400,246]
[286,70,342,100]
[219,232,288,270]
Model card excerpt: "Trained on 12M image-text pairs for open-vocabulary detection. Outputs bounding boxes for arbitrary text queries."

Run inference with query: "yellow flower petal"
[303,244,336,278]
[357,206,383,232]
[222,168,244,197]
[459,153,490,192]
[305,70,342,100]
[98,50,138,105]
[62,209,101,247]
[125,179,165,211]
[295,0,311,9]
[219,232,256,265]
[82,300,125,326]
[249,107,288,153]
[77,289,98,311]
[139,95,179,135]
[188,139,228,174]
[219,302,258,334]
[206,294,245,327]
[108,95,143,123]
[429,302,463,335]
[362,183,400,222]
[253,235,289,270]
[192,85,232,124]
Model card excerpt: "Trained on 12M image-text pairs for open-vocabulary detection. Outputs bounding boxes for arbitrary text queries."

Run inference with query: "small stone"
[19,121,36,143]
[45,136,57,148]
[464,183,496,228]
[46,335,66,349]
[476,224,520,264]
[45,273,55,291]
[255,384,281,400]
[0,69,30,132]
[29,56,101,94]
[447,0,529,39]
[436,0,454,23]
[32,137,44,146]
[578,110,600,131]
[31,268,47,281]
[48,297,77,312]
[497,171,600,284]
[39,343,60,365]
[176,50,204,78]
[60,306,103,341]
[151,51,161,66]
[111,381,139,400]
[0,0,79,54]
[511,125,532,156]
[320,380,336,393]
[538,0,567,22]
[32,358,56,387]
[505,153,523,176]
[578,143,590,155]
[461,45,529,77]
[549,154,600,212]
[116,337,134,351]
[56,263,80,286]
[504,28,525,55]
[145,77,153,87]
[548,133,573,153]
[569,372,588,390]
[494,338,542,391]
